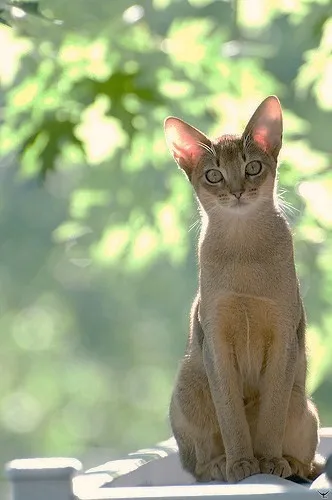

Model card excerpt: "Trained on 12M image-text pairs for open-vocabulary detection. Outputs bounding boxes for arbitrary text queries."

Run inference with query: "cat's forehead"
[214,135,244,164]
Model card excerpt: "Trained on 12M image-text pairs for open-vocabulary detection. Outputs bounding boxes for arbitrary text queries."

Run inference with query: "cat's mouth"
[231,198,249,208]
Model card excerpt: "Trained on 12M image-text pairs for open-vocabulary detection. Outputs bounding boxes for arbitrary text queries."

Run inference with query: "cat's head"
[164,96,282,217]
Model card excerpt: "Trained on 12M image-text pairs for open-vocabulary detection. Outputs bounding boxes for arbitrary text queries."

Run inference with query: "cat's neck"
[198,197,289,258]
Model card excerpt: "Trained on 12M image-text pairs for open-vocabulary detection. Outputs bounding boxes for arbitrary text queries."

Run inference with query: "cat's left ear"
[164,117,211,179]
[242,96,283,160]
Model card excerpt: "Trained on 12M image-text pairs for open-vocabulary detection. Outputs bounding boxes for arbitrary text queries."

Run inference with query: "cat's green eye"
[205,169,223,184]
[245,161,262,176]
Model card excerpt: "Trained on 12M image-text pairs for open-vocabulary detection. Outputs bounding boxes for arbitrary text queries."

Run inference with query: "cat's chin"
[219,199,256,216]
[229,199,250,210]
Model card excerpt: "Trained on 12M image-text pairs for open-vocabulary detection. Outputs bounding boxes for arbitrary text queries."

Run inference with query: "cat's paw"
[226,457,260,483]
[284,455,310,478]
[195,454,227,482]
[259,457,291,477]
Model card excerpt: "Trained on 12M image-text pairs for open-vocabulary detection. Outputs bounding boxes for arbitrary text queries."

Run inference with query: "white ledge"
[6,457,82,479]
[74,483,323,500]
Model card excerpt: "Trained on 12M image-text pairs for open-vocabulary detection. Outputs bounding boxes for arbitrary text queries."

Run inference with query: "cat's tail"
[308,453,326,480]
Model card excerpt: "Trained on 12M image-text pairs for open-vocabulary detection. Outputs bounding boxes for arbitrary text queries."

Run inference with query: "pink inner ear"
[253,129,269,151]
[166,121,206,167]
[173,142,204,165]
[254,134,268,151]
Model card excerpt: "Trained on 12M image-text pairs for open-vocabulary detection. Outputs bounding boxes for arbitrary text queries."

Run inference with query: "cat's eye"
[245,161,262,176]
[205,169,223,184]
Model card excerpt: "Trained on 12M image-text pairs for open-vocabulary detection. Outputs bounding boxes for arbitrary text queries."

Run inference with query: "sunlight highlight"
[123,5,144,24]
[76,96,126,164]
[298,180,332,226]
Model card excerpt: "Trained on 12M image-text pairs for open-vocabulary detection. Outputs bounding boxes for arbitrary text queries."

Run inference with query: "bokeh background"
[1,0,332,488]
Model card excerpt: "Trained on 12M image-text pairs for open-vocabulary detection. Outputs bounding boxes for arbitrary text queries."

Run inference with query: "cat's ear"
[242,96,283,160]
[164,117,211,178]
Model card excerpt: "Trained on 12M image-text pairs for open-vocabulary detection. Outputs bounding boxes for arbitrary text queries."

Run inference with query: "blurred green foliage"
[0,0,332,471]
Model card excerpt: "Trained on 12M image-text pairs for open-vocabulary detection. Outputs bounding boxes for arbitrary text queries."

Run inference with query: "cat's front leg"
[202,340,259,483]
[254,335,297,477]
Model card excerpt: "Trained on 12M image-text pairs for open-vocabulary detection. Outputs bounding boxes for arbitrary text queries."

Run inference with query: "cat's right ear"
[164,117,211,179]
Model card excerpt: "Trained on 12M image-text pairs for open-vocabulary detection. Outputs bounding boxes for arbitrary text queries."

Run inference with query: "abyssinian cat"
[164,96,321,483]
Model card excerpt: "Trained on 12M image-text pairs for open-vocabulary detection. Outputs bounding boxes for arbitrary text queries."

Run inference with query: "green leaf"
[7,1,63,24]
[72,71,163,140]
[21,118,84,178]
[8,1,40,15]
[0,14,11,26]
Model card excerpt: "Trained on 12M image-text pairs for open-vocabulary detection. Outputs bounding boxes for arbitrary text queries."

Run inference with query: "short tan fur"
[164,96,321,483]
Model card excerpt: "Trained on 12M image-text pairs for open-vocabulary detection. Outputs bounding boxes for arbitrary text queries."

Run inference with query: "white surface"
[82,429,332,489]
[74,483,320,500]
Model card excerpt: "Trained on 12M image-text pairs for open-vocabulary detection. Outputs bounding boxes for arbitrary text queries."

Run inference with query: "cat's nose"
[232,190,244,199]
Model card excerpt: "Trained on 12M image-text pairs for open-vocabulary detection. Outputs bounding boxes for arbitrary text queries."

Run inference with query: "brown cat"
[164,96,321,483]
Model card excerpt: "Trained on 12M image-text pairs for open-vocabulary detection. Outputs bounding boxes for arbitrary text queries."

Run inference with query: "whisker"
[243,133,254,150]
[279,201,298,217]
[278,203,289,219]
[189,219,200,233]
[196,141,217,158]
[277,189,299,216]
[281,199,298,212]
[210,142,217,157]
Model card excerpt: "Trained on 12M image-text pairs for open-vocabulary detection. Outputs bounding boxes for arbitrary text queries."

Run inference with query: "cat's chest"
[199,254,299,315]
[202,259,277,294]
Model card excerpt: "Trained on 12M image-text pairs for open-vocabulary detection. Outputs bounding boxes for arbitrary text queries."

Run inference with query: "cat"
[164,96,321,483]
